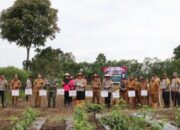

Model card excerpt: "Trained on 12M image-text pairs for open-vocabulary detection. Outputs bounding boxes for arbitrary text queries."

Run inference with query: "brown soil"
[89,115,105,130]
[40,119,66,130]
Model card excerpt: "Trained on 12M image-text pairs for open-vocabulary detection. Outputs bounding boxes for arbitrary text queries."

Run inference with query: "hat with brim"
[77,72,83,76]
[105,74,111,77]
[93,74,99,78]
[163,73,167,76]
[64,73,70,76]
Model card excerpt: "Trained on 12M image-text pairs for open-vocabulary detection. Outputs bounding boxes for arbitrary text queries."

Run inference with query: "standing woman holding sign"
[63,73,71,107]
[10,74,21,107]
[127,76,136,109]
[75,73,87,106]
[69,76,76,106]
[91,73,101,104]
[102,74,113,108]
[33,74,45,108]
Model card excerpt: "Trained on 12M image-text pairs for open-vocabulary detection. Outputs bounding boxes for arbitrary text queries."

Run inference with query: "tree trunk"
[26,46,31,70]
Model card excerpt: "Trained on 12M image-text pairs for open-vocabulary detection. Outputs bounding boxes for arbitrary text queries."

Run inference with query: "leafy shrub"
[0,66,31,87]
[85,103,104,117]
[175,108,180,127]
[74,106,94,130]
[12,107,38,130]
[100,109,164,130]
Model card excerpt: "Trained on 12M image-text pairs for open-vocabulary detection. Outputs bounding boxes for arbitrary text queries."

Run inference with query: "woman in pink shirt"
[62,73,71,107]
[69,76,76,106]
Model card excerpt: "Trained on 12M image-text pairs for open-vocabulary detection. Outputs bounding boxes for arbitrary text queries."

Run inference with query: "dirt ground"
[0,85,177,130]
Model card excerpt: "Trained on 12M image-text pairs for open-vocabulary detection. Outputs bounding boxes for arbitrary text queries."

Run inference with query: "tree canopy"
[173,45,180,59]
[0,0,59,70]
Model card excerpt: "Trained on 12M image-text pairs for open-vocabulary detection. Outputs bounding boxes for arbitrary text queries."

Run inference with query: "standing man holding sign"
[47,75,58,108]
[0,75,8,108]
[91,73,101,104]
[149,76,160,108]
[139,77,149,105]
[25,76,32,102]
[33,74,45,108]
[75,73,87,106]
[10,74,21,107]
[120,78,127,101]
[127,76,136,109]
[102,74,113,108]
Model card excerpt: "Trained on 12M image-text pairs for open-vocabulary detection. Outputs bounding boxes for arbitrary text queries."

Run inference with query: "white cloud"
[0,0,179,68]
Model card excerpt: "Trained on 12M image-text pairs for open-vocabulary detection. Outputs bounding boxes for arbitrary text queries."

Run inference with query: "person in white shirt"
[26,76,32,101]
[161,73,170,108]
[171,72,180,107]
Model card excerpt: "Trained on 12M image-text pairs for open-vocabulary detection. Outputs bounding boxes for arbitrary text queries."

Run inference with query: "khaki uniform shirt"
[149,81,159,94]
[10,79,21,90]
[127,80,136,90]
[33,79,45,92]
[140,82,148,90]
[91,79,101,92]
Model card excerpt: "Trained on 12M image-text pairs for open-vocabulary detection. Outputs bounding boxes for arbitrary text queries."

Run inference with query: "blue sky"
[0,0,180,68]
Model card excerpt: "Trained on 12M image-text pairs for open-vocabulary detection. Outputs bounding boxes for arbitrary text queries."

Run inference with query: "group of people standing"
[0,72,180,109]
[120,72,180,108]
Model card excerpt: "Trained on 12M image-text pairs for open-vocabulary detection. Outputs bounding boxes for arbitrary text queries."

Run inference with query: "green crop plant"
[12,107,38,130]
[85,103,104,117]
[74,106,94,130]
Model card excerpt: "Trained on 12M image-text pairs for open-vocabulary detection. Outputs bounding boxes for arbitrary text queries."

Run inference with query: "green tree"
[31,47,76,78]
[94,53,107,78]
[0,0,59,70]
[95,53,107,65]
[173,45,180,59]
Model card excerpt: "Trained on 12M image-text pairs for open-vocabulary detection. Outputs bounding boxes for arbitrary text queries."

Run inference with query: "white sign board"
[112,92,120,98]
[39,90,47,96]
[25,89,32,95]
[69,90,77,97]
[101,91,108,97]
[57,89,64,95]
[141,90,148,96]
[85,91,93,97]
[12,90,19,96]
[128,91,136,97]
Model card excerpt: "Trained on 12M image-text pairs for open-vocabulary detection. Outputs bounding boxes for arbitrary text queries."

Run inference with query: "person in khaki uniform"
[120,78,127,101]
[75,73,87,105]
[10,74,21,107]
[33,74,45,107]
[134,77,141,105]
[91,73,101,104]
[149,76,160,108]
[127,76,136,109]
[139,77,149,105]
